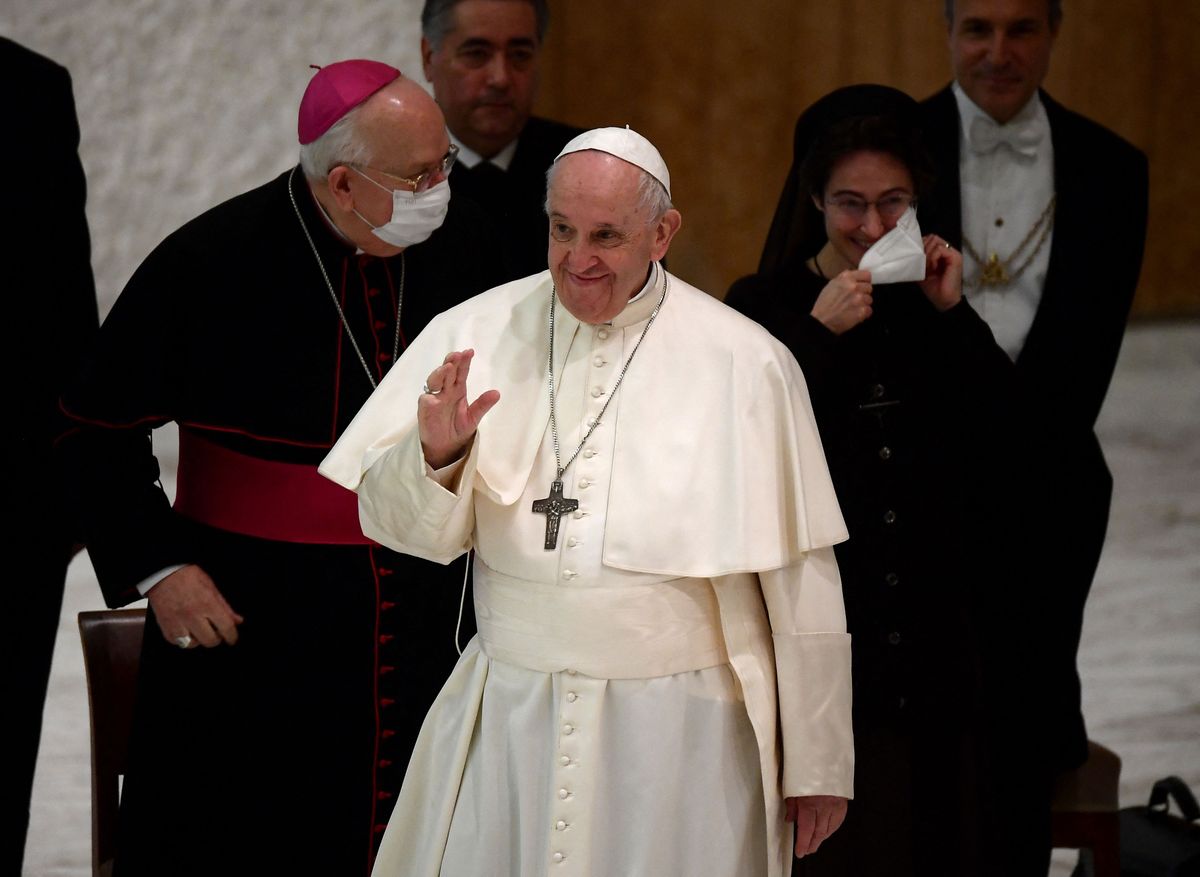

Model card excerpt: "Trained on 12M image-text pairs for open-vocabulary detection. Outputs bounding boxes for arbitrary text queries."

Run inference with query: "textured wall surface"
[2,0,425,316]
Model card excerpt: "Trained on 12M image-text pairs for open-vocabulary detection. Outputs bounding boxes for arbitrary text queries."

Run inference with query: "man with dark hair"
[920,0,1148,870]
[1,36,99,875]
[421,0,582,279]
[62,62,504,876]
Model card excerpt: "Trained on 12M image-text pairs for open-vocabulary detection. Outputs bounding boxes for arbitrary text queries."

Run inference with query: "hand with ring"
[148,564,244,649]
[919,235,964,312]
[418,349,500,470]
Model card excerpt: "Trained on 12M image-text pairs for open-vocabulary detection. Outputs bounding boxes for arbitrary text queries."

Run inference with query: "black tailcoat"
[2,37,99,874]
[446,116,583,281]
[61,169,506,876]
[920,86,1149,771]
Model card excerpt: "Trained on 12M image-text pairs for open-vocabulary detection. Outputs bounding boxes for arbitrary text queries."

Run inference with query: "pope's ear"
[811,192,826,213]
[326,166,355,212]
[652,208,682,261]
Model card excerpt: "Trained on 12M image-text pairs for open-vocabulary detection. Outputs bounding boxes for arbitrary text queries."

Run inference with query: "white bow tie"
[968,115,1043,158]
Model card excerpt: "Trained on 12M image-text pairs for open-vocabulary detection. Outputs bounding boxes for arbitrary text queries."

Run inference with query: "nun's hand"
[811,269,873,335]
[919,235,963,312]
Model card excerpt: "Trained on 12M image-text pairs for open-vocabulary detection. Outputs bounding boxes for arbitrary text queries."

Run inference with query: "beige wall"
[538,0,1199,317]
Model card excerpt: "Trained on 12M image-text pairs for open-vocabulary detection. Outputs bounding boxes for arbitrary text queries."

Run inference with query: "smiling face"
[950,0,1058,124]
[546,151,681,324]
[813,149,915,273]
[422,0,540,158]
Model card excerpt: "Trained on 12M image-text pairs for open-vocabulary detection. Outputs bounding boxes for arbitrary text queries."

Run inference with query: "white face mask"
[351,170,451,248]
[858,206,926,284]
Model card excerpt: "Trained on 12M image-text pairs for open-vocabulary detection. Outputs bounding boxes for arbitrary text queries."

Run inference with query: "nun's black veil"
[756,84,929,275]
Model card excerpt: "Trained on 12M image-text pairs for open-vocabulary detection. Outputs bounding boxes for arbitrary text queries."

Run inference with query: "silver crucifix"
[531,479,579,550]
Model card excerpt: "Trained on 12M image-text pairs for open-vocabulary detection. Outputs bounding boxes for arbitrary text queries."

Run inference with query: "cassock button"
[368,287,380,298]
[888,631,902,645]
[593,355,606,367]
[590,387,604,398]
[885,573,899,587]
[559,755,571,766]
[883,510,897,525]
[583,449,596,458]
[567,537,579,548]
[872,383,886,399]
[578,478,590,489]
[558,788,570,800]
[556,820,567,831]
[566,692,578,702]
[373,319,386,331]
[597,329,609,340]
[879,446,893,461]
[562,723,574,735]
[378,352,391,362]
[553,852,565,863]
[572,510,585,519]
[995,217,1005,227]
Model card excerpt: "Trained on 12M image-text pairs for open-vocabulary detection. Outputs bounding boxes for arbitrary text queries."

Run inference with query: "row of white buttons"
[553,682,582,866]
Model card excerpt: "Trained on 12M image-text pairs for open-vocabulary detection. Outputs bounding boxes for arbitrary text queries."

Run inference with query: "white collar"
[609,262,663,329]
[449,129,519,171]
[952,81,1049,144]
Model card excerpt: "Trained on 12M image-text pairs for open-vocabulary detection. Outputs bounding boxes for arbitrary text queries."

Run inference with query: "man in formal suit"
[919,0,1148,867]
[1,37,99,874]
[421,0,583,279]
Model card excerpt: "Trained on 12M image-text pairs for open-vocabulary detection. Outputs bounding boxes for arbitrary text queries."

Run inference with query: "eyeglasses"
[356,143,459,193]
[824,192,915,223]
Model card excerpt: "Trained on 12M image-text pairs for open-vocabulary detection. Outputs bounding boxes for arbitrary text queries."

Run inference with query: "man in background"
[421,0,583,278]
[920,0,1148,870]
[1,36,99,875]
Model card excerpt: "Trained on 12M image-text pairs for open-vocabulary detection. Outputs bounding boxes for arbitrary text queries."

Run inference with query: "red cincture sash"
[174,429,373,545]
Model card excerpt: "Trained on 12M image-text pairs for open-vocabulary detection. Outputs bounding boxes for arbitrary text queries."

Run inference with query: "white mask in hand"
[858,207,926,284]
[352,171,451,248]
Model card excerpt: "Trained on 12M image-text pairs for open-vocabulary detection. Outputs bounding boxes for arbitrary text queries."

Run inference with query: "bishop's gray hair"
[544,160,674,225]
[942,0,1062,26]
[298,103,373,181]
[422,0,550,49]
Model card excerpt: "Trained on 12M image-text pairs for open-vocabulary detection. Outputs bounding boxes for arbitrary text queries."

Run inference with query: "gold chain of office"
[961,194,1056,289]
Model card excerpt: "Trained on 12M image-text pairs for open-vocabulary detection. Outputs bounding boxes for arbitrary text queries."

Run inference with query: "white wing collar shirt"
[954,81,1055,360]
[322,264,853,877]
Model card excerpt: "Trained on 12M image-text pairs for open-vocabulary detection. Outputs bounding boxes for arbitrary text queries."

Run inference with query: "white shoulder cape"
[320,269,847,575]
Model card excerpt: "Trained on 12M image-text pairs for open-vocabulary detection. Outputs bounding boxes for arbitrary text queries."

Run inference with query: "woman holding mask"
[727,85,1053,876]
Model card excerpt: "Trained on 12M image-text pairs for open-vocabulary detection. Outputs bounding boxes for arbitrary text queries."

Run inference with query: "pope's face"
[949,0,1058,124]
[546,151,680,325]
[422,0,540,159]
[814,150,915,273]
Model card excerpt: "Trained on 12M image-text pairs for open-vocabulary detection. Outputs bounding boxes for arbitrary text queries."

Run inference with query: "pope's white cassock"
[321,262,854,877]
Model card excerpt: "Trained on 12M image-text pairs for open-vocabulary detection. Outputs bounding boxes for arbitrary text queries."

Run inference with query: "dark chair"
[1053,739,1122,877]
[78,609,146,877]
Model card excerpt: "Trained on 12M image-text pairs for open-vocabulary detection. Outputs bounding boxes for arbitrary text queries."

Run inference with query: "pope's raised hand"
[418,349,500,470]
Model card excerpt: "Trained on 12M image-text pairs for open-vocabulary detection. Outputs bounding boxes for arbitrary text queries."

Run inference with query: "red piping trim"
[366,545,382,872]
[331,255,349,443]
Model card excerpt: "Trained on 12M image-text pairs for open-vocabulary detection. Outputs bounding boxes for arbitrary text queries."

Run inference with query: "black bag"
[1120,776,1200,876]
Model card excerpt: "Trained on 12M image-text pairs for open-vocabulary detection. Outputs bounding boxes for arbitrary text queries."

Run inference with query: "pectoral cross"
[532,479,578,550]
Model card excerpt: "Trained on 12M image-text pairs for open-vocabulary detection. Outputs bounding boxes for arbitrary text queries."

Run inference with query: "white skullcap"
[554,126,671,198]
